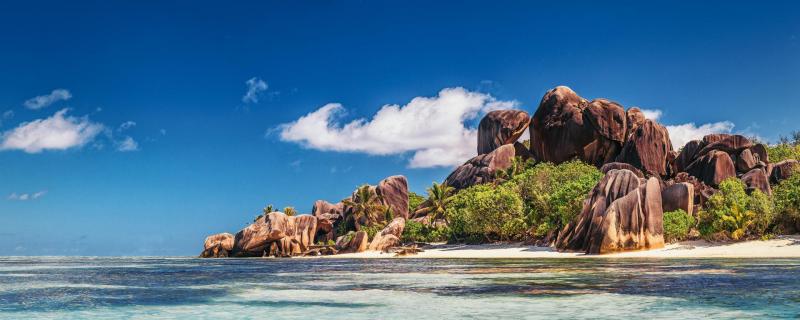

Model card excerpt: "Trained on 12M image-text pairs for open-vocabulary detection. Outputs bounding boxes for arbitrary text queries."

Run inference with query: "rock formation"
[312,200,344,241]
[770,160,799,184]
[377,175,410,219]
[229,212,318,257]
[529,86,673,175]
[335,231,369,253]
[200,233,234,258]
[368,217,405,251]
[661,183,695,216]
[477,110,530,154]
[444,144,516,190]
[556,169,664,254]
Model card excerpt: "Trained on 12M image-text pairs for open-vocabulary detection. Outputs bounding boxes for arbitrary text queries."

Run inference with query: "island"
[200,86,800,259]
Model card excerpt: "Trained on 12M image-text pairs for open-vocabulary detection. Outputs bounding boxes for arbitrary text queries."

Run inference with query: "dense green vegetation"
[508,160,603,238]
[401,220,450,243]
[408,191,425,214]
[397,138,800,245]
[663,210,694,242]
[400,160,602,243]
[446,184,525,242]
[699,178,774,240]
[774,172,800,233]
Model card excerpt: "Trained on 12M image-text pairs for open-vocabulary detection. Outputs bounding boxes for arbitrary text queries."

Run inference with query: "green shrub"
[408,191,426,214]
[767,143,800,163]
[508,160,603,238]
[663,210,695,242]
[446,184,525,242]
[699,178,774,240]
[361,225,381,240]
[401,220,450,243]
[774,172,800,231]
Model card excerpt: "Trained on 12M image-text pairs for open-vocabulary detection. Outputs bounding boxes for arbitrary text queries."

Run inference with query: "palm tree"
[342,185,386,230]
[255,204,275,222]
[415,182,455,224]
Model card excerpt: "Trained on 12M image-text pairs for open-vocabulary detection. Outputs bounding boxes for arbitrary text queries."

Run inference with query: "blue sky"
[0,1,798,255]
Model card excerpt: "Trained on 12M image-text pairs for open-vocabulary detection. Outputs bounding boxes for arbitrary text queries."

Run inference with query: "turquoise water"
[0,257,799,319]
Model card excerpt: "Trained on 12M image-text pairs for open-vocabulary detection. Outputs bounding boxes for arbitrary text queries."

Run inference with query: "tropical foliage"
[509,160,603,238]
[415,182,455,224]
[283,206,297,216]
[401,220,450,243]
[773,171,800,232]
[342,185,386,230]
[699,178,774,240]
[663,210,695,242]
[446,184,525,242]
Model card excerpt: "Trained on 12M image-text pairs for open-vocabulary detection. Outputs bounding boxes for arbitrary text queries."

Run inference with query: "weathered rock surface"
[232,212,290,256]
[444,144,516,190]
[335,231,369,253]
[200,233,234,258]
[556,169,664,254]
[742,168,772,195]
[529,86,672,175]
[684,150,736,187]
[368,218,406,251]
[477,110,530,155]
[770,160,799,184]
[312,200,344,242]
[616,119,673,177]
[661,183,695,216]
[601,162,644,178]
[231,212,318,257]
[377,175,410,219]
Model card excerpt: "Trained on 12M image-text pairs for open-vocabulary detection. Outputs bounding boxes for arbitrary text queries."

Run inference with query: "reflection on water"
[0,257,799,319]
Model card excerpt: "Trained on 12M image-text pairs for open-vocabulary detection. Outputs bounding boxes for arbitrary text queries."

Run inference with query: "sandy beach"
[324,235,800,259]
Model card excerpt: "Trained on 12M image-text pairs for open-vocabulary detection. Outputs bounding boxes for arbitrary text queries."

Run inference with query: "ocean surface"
[0,257,799,319]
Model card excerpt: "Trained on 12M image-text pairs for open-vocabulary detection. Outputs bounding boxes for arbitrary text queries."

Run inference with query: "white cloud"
[666,121,735,149]
[640,108,663,121]
[23,89,72,110]
[0,109,104,153]
[116,136,139,152]
[118,121,136,131]
[8,191,46,201]
[279,87,518,168]
[242,77,268,103]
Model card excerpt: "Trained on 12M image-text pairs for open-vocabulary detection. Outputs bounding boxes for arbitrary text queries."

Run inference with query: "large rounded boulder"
[368,217,406,251]
[231,212,291,257]
[556,169,664,254]
[377,175,410,219]
[444,144,516,190]
[477,110,530,155]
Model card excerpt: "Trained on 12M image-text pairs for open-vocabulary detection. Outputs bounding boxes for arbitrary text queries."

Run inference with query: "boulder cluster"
[201,176,410,258]
[202,85,799,256]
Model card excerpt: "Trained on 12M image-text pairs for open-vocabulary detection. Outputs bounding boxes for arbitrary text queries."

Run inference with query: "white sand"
[322,235,800,259]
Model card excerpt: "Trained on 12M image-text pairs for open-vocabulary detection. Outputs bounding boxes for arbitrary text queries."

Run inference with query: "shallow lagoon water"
[0,257,799,319]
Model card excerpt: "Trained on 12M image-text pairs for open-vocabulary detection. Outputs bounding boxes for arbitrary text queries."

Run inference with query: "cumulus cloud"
[242,77,268,103]
[8,191,47,201]
[116,136,139,152]
[640,108,663,121]
[279,87,518,168]
[23,89,72,110]
[0,109,104,153]
[666,121,735,150]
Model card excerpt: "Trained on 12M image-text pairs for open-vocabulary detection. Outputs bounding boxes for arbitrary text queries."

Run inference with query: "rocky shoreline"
[200,86,799,258]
